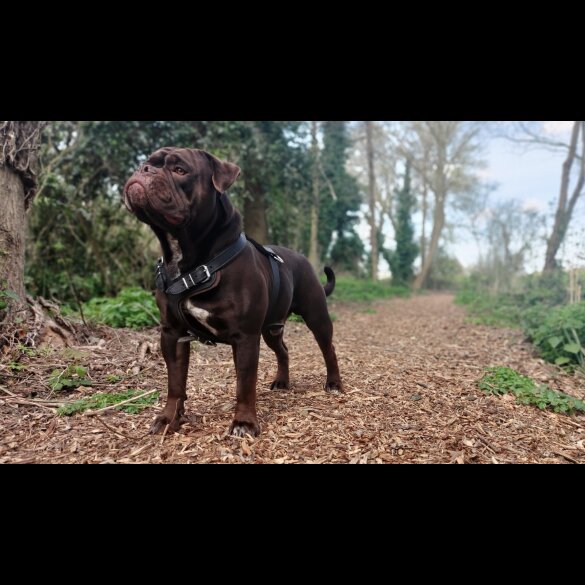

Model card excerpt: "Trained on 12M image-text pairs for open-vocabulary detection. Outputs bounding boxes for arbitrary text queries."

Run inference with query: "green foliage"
[528,303,585,368]
[288,314,305,323]
[318,122,363,272]
[457,273,585,369]
[0,285,20,312]
[329,277,409,302]
[48,365,93,392]
[8,362,27,372]
[26,121,325,303]
[455,287,524,327]
[57,389,159,416]
[288,312,336,323]
[82,287,159,329]
[519,270,569,308]
[386,162,418,286]
[478,367,585,414]
[330,232,366,275]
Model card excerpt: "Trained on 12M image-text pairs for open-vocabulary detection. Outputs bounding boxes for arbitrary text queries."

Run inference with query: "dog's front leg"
[229,335,261,437]
[150,327,190,434]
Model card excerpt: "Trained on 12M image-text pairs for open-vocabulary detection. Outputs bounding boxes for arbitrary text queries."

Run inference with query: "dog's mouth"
[124,179,188,228]
[124,180,147,211]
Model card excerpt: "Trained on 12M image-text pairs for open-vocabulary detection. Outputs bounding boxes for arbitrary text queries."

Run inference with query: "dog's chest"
[183,300,219,335]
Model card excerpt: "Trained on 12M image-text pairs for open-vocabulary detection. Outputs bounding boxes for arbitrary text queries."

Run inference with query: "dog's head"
[123,148,240,230]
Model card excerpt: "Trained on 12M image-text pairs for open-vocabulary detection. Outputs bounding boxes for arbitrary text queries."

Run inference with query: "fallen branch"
[3,398,58,411]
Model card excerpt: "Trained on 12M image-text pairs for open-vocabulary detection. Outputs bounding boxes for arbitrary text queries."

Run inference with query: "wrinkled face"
[123,147,240,230]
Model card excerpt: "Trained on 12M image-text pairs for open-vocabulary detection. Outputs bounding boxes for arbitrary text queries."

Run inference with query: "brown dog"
[124,147,342,437]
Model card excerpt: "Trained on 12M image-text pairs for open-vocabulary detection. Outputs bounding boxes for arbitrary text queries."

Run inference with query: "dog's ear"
[204,152,241,193]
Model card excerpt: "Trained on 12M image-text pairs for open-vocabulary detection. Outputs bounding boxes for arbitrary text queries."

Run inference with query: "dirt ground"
[1,294,584,463]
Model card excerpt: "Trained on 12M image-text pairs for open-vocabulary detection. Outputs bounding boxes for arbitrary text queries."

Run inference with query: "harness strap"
[162,233,247,296]
[155,233,285,343]
[246,238,285,334]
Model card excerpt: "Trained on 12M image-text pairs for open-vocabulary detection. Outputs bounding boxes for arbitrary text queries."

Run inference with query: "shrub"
[527,303,585,368]
[82,287,159,328]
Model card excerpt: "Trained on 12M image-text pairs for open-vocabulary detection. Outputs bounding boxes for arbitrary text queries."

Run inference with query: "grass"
[57,389,159,416]
[455,289,523,328]
[285,276,405,323]
[327,276,409,303]
[478,367,585,414]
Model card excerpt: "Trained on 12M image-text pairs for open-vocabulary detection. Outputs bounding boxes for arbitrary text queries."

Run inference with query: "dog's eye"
[173,167,187,176]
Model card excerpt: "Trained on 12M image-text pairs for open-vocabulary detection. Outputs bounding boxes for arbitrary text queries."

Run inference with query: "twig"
[94,416,143,441]
[123,364,157,380]
[82,389,158,417]
[0,385,18,397]
[4,399,57,411]
[160,424,170,445]
[553,450,580,464]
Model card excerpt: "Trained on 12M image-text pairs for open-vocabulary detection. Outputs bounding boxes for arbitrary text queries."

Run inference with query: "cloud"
[522,198,546,212]
[543,121,574,136]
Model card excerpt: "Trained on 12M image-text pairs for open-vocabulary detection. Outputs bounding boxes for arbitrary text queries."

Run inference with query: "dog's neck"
[152,191,242,280]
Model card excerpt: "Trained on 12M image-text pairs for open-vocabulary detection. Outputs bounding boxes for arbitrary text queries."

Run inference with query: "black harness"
[154,233,284,344]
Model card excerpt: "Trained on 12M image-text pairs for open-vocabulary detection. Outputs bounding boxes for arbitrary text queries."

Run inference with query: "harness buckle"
[201,265,211,283]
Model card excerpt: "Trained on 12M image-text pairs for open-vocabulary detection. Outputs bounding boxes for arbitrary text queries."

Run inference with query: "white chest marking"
[184,301,219,335]
[166,234,183,280]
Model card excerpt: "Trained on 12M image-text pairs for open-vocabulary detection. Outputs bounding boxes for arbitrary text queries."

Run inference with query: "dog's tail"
[323,266,336,297]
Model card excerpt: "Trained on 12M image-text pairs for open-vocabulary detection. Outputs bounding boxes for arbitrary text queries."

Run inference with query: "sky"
[361,121,584,276]
[453,121,584,271]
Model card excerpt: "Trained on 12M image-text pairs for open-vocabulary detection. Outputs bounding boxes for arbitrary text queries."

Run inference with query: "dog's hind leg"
[298,304,343,393]
[150,327,190,434]
[262,330,290,390]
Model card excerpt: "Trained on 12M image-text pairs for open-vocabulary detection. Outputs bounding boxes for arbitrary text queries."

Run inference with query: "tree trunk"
[243,187,269,244]
[308,120,320,270]
[420,182,428,268]
[0,166,26,315]
[543,121,584,272]
[413,193,445,291]
[365,121,378,280]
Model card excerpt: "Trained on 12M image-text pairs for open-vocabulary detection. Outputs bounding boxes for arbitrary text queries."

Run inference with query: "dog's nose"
[142,164,158,174]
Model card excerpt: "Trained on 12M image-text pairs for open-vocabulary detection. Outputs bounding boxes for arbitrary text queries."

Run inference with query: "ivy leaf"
[2,290,21,302]
[562,343,582,355]
[554,356,572,366]
[547,336,563,349]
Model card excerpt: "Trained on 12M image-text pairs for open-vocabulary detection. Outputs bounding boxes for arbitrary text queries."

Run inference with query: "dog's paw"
[229,420,261,438]
[325,380,343,394]
[149,413,183,435]
[270,378,290,391]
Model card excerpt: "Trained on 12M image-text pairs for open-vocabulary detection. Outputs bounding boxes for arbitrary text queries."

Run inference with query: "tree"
[483,200,544,293]
[544,121,585,272]
[26,121,314,303]
[387,162,418,286]
[308,121,320,269]
[496,121,585,272]
[0,121,47,321]
[365,121,378,279]
[401,121,483,291]
[319,122,363,273]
